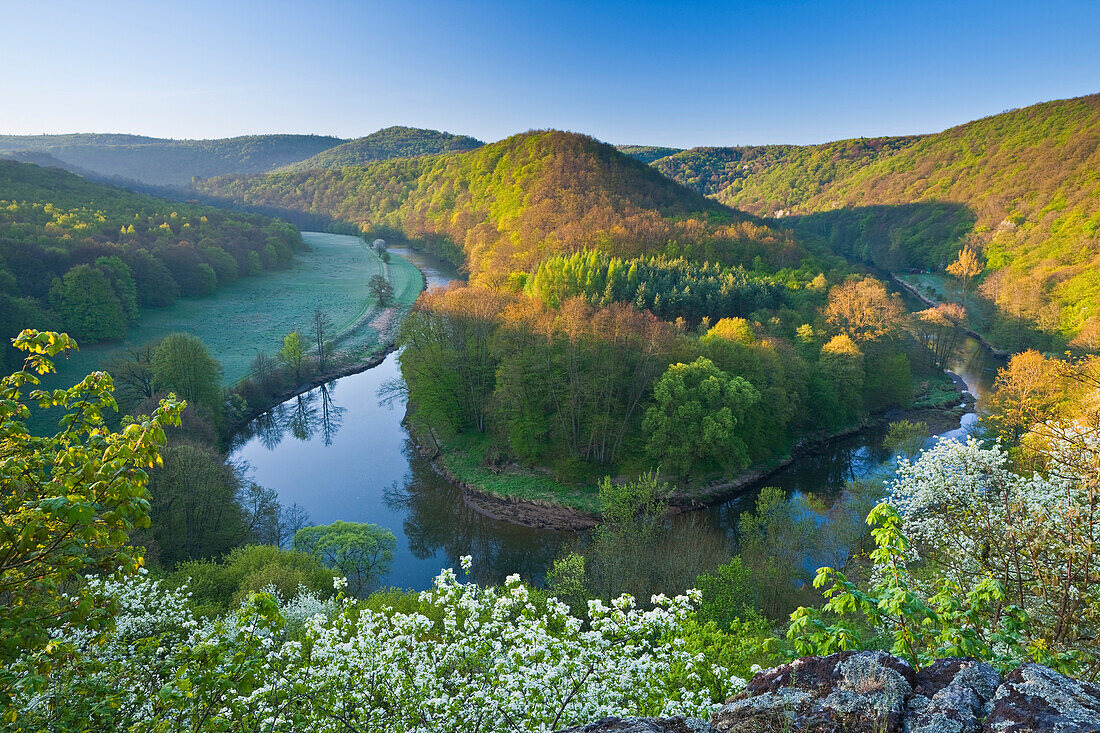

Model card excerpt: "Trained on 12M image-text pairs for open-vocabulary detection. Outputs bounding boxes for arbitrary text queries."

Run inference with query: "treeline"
[0,160,303,370]
[400,275,928,485]
[195,130,807,283]
[524,249,783,323]
[277,126,484,172]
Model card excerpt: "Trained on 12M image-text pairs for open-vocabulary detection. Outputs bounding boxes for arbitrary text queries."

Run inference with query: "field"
[47,231,423,390]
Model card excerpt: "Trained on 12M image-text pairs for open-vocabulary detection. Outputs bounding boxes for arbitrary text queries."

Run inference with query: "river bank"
[407,371,975,532]
[889,272,1012,358]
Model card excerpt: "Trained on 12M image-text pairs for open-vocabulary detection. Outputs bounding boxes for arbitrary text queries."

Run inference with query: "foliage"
[368,273,393,305]
[0,329,182,705]
[9,566,747,731]
[293,521,397,596]
[150,332,223,414]
[279,329,306,382]
[643,357,760,478]
[0,159,302,368]
[788,502,1069,674]
[278,125,484,172]
[882,419,929,462]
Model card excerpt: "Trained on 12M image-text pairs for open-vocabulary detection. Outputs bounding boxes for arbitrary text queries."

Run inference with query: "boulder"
[712,650,916,732]
[982,663,1100,732]
[556,717,717,733]
[906,658,1002,733]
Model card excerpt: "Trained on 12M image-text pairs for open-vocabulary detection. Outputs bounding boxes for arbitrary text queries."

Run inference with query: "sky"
[2,0,1098,147]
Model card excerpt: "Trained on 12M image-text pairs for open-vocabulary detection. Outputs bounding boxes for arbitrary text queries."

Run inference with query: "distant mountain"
[196,130,803,281]
[278,126,484,172]
[0,133,345,187]
[616,145,683,164]
[649,94,1100,346]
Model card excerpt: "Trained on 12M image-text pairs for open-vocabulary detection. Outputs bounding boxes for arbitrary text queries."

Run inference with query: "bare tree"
[311,308,334,373]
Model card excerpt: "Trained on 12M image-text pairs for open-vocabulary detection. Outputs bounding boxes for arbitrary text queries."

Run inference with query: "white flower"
[333,576,349,591]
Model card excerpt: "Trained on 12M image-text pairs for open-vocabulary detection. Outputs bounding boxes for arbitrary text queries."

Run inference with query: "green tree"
[368,274,394,306]
[0,329,182,704]
[48,265,127,342]
[643,357,760,479]
[94,256,139,323]
[280,330,306,382]
[294,521,396,596]
[150,333,223,414]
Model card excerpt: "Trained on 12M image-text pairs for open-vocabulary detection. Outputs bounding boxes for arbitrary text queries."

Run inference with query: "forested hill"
[195,130,804,283]
[277,126,485,172]
[649,94,1100,345]
[0,133,344,187]
[616,145,684,164]
[0,160,302,370]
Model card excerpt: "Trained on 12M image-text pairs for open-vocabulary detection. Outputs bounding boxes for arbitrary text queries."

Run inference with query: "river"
[230,242,1002,590]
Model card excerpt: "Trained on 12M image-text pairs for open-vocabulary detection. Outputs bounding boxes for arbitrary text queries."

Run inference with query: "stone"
[982,663,1100,732]
[712,650,916,732]
[906,658,1002,733]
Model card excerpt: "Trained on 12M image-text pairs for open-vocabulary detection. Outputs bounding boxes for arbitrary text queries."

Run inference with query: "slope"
[652,94,1100,345]
[278,126,484,172]
[195,130,805,283]
[0,133,345,187]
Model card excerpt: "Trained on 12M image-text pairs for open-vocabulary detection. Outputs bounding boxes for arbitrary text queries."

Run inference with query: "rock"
[556,717,717,733]
[712,650,916,732]
[982,663,1100,732]
[906,658,1002,733]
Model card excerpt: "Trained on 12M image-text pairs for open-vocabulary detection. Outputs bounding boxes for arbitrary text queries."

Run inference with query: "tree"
[882,419,928,462]
[0,330,182,703]
[104,343,157,410]
[643,357,760,479]
[293,521,396,596]
[912,303,967,370]
[823,277,906,342]
[310,308,334,373]
[280,330,307,383]
[151,333,223,414]
[368,274,394,306]
[48,264,127,342]
[946,243,983,295]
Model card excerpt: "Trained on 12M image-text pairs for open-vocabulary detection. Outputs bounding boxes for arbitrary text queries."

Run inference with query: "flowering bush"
[12,562,746,732]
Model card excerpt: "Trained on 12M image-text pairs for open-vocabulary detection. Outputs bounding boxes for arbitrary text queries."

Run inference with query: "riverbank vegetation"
[5,332,1100,730]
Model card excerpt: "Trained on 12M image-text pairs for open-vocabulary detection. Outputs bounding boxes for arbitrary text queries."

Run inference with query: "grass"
[48,231,423,390]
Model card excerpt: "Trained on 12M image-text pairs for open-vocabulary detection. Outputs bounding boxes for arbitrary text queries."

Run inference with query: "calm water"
[230,248,1001,590]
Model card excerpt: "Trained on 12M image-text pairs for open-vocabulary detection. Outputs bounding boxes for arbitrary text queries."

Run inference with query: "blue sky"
[2,0,1098,147]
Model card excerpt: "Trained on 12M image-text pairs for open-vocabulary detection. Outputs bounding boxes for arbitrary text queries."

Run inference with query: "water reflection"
[239,381,345,448]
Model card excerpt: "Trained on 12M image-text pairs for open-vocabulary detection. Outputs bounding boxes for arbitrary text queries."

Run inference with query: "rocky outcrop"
[555,652,1100,733]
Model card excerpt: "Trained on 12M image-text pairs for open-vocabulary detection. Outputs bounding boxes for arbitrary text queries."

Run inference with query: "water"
[230,246,1002,590]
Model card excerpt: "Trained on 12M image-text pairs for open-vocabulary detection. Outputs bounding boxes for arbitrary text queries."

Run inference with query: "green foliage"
[883,419,929,461]
[0,159,303,366]
[169,545,336,615]
[615,145,683,164]
[294,521,397,596]
[279,126,484,172]
[643,357,760,478]
[280,329,307,382]
[0,329,182,703]
[787,503,1067,673]
[694,557,756,628]
[368,273,393,305]
[150,332,223,413]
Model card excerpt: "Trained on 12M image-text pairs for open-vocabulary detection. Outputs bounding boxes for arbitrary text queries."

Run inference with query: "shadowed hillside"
[196,130,805,282]
[0,133,345,186]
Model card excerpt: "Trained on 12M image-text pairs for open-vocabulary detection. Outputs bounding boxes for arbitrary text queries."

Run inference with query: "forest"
[276,126,485,172]
[0,160,304,372]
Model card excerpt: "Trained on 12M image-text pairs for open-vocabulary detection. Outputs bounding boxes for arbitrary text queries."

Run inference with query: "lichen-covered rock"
[555,717,717,733]
[905,658,1002,733]
[712,650,916,732]
[982,663,1100,732]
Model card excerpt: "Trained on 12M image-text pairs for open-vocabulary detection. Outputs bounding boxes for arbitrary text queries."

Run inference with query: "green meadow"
[48,231,423,390]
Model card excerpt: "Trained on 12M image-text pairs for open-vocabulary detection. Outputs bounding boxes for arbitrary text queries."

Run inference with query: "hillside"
[616,145,684,164]
[196,130,805,282]
[0,160,302,369]
[0,133,344,186]
[278,126,484,172]
[651,94,1100,346]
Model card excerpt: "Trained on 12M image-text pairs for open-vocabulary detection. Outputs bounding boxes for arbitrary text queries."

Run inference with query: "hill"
[650,94,1100,347]
[616,145,683,164]
[0,133,344,187]
[0,160,302,369]
[196,130,804,282]
[278,126,484,172]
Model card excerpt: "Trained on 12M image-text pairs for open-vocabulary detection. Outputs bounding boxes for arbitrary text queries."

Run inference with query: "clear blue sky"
[2,0,1098,147]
